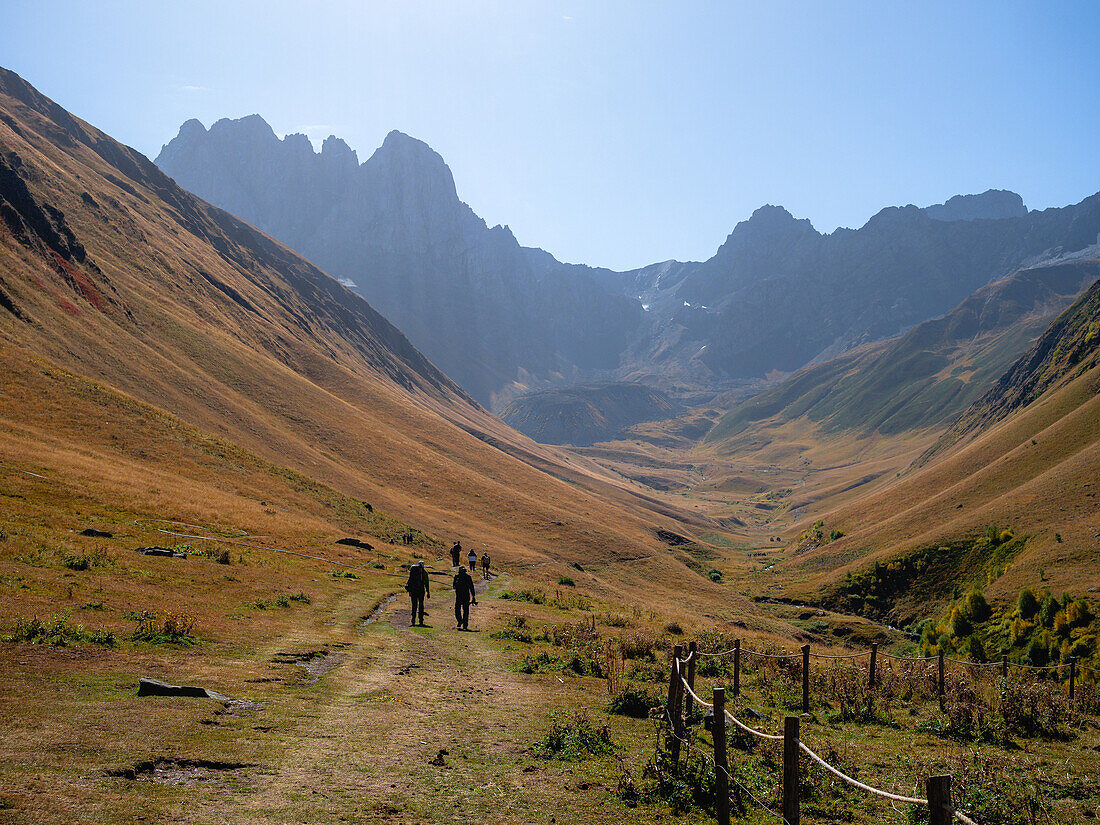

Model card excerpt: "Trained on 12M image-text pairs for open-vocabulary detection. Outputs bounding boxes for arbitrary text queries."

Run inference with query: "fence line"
[700,637,1085,682]
[669,649,981,824]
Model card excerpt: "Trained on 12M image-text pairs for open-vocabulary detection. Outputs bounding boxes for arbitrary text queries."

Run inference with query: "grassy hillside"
[707,259,1098,443]
[772,277,1100,622]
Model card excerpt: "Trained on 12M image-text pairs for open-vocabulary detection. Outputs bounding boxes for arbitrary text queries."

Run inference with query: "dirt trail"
[183,572,574,825]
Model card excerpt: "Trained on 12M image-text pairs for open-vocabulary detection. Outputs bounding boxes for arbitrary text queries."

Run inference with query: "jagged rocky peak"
[922,189,1028,222]
[363,129,459,199]
[209,113,279,143]
[321,134,357,163]
[715,204,819,256]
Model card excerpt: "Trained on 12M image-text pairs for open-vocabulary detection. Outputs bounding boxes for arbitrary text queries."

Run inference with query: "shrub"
[620,630,665,661]
[950,608,973,638]
[499,588,546,604]
[627,660,667,683]
[492,615,533,643]
[609,686,663,718]
[62,549,110,571]
[331,570,358,579]
[665,622,683,636]
[1016,588,1039,620]
[288,592,311,604]
[1001,678,1073,739]
[517,651,557,673]
[130,611,196,645]
[965,590,991,622]
[1026,639,1048,666]
[9,614,115,647]
[1039,594,1059,627]
[707,568,723,583]
[557,576,575,587]
[534,712,614,759]
[829,529,845,541]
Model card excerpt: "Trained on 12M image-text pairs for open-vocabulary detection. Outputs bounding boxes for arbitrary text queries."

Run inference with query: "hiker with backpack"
[453,566,477,630]
[404,561,430,627]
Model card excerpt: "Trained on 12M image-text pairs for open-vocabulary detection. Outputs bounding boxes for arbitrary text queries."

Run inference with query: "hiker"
[450,541,461,568]
[404,561,430,626]
[467,547,477,574]
[453,566,477,630]
[481,552,490,578]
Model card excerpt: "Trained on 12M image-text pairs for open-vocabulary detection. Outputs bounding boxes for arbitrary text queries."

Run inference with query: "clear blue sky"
[3,1,1098,270]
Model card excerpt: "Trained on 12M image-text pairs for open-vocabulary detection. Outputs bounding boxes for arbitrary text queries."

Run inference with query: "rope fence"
[665,644,981,825]
[695,636,1085,704]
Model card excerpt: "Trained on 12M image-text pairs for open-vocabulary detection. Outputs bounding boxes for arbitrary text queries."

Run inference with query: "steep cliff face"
[156,118,641,408]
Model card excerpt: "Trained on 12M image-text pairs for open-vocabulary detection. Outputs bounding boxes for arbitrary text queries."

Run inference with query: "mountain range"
[156,116,1100,423]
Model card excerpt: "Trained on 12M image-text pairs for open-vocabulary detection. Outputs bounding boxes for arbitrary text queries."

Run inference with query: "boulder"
[80,528,113,537]
[138,677,230,702]
[335,537,373,550]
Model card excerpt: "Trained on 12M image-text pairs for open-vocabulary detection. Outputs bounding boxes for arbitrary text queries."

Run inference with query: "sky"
[2,1,1099,271]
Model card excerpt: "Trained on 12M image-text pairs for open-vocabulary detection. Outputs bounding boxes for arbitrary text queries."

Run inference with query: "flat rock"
[138,677,231,702]
[133,546,187,558]
[80,528,113,538]
[335,537,373,550]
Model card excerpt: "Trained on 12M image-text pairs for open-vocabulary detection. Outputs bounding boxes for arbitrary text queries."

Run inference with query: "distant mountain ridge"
[156,115,1100,441]
[921,189,1028,222]
[705,258,1100,445]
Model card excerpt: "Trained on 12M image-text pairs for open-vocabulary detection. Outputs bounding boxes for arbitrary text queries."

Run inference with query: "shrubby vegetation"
[824,526,1025,620]
[534,712,614,759]
[919,586,1097,672]
[8,614,116,647]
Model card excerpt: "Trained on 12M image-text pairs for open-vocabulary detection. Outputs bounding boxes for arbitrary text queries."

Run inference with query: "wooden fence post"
[782,716,800,825]
[713,687,731,825]
[1069,656,1076,702]
[927,774,951,825]
[667,644,684,763]
[686,641,698,717]
[802,644,810,713]
[869,642,878,688]
[733,639,741,697]
[937,649,945,705]
[1001,653,1008,680]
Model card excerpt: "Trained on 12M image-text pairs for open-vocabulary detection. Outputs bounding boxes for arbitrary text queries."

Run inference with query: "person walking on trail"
[467,547,477,574]
[405,561,430,627]
[481,552,490,579]
[450,541,461,568]
[453,566,477,630]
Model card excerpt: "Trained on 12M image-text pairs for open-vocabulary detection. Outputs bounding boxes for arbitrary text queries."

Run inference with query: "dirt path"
[181,572,602,825]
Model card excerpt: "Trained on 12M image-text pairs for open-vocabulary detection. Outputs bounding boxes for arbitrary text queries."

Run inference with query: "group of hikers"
[403,541,492,631]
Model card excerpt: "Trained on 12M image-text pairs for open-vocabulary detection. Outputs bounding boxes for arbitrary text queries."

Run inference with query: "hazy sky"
[3,1,1098,270]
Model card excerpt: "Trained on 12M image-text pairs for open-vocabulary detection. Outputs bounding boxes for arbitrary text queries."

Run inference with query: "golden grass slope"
[777,305,1100,614]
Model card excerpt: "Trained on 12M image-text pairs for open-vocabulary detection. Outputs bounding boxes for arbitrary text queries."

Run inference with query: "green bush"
[608,686,662,718]
[10,615,115,647]
[557,576,575,587]
[1017,588,1039,620]
[534,712,614,759]
[707,568,722,583]
[965,590,991,622]
[129,611,196,645]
